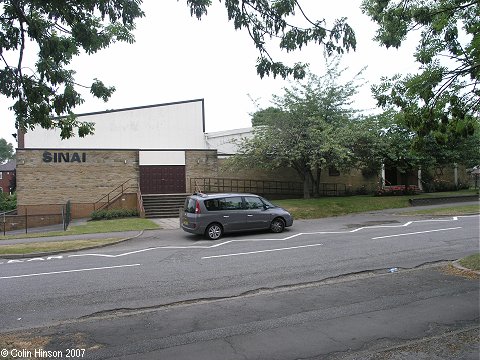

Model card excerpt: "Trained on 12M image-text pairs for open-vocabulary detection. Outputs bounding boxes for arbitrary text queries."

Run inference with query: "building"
[16,99,303,219]
[15,98,470,221]
[0,160,15,194]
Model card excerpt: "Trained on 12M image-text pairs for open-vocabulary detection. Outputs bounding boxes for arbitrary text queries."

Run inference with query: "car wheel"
[205,223,223,240]
[270,217,285,233]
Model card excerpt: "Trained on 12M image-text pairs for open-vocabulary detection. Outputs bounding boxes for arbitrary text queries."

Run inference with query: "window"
[329,166,340,176]
[185,198,197,213]
[0,172,2,180]
[244,196,264,209]
[222,196,243,210]
[204,198,224,211]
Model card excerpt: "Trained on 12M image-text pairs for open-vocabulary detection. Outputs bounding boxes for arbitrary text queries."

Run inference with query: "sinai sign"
[42,151,87,163]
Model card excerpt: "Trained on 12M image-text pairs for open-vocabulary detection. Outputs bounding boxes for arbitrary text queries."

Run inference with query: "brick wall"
[16,150,139,215]
[185,150,219,192]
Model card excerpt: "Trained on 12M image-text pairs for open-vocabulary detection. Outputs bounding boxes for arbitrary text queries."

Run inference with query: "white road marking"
[0,264,141,280]
[1,215,477,264]
[371,227,462,240]
[202,243,324,259]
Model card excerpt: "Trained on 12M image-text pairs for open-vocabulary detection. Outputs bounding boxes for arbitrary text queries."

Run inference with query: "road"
[0,211,479,359]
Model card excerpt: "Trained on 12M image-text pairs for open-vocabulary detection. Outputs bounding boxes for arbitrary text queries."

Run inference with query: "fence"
[1,202,70,236]
[190,178,304,198]
[190,178,348,198]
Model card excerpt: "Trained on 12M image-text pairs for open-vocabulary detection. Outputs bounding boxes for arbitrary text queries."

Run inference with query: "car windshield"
[185,198,197,213]
[260,197,276,208]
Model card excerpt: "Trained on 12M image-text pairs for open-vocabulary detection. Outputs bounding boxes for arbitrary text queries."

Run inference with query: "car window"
[260,197,276,208]
[185,198,196,213]
[222,196,243,210]
[204,198,223,211]
[244,196,264,210]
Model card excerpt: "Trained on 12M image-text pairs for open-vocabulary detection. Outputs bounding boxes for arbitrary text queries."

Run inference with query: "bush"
[0,192,16,212]
[375,185,420,196]
[90,208,139,220]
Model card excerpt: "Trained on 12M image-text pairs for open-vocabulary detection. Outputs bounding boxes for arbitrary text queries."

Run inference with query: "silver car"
[180,193,293,240]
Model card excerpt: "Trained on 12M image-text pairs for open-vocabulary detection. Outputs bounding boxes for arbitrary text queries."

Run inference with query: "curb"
[451,259,480,275]
[409,195,479,206]
[0,231,144,260]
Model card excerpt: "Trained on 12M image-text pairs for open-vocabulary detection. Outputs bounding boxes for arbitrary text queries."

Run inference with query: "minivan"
[180,193,293,240]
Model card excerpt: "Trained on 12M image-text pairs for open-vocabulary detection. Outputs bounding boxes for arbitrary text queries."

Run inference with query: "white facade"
[204,127,253,155]
[139,151,185,165]
[24,99,206,150]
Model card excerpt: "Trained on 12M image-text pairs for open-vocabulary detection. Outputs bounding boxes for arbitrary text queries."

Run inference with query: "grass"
[402,204,479,216]
[0,238,123,255]
[459,254,480,271]
[274,190,478,220]
[275,195,412,219]
[0,218,159,241]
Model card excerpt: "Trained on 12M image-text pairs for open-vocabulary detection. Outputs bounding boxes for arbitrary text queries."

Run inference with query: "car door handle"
[247,214,253,217]
[223,215,229,218]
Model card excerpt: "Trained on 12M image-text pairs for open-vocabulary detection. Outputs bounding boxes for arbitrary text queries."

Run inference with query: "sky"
[0,0,420,148]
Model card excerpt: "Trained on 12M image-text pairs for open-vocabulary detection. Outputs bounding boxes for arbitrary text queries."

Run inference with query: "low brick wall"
[1,213,64,233]
[409,195,479,206]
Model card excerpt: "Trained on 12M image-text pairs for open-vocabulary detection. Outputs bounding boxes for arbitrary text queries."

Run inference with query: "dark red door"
[140,166,186,194]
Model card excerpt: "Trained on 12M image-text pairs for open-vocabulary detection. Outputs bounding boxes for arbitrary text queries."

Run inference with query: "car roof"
[191,192,258,199]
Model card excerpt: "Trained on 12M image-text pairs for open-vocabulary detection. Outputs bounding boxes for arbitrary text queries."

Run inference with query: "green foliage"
[0,0,144,139]
[363,0,480,141]
[226,57,364,198]
[459,253,480,271]
[0,192,16,212]
[90,208,139,221]
[0,138,14,163]
[186,0,356,79]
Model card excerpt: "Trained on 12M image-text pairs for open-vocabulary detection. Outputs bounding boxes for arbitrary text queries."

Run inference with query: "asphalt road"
[0,211,479,359]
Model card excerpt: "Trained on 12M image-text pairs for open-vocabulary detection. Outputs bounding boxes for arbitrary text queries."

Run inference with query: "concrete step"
[142,194,188,219]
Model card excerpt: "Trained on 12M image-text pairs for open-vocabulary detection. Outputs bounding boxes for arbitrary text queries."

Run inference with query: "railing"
[93,178,138,211]
[318,183,347,196]
[2,209,65,235]
[190,178,348,197]
[190,178,303,197]
[137,186,145,218]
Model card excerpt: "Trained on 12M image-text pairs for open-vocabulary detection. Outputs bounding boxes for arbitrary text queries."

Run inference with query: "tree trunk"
[303,176,310,199]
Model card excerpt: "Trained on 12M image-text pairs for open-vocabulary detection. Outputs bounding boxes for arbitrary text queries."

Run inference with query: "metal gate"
[140,165,186,194]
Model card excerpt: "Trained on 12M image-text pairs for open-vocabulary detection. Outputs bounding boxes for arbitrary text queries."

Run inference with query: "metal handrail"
[190,177,303,195]
[190,178,347,197]
[137,186,145,217]
[93,178,137,211]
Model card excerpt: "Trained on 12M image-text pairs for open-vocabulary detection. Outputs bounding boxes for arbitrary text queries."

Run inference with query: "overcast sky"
[0,0,420,148]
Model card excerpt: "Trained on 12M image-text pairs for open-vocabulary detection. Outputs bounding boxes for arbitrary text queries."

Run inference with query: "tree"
[226,59,363,198]
[362,0,479,142]
[188,0,357,79]
[0,0,144,139]
[0,138,14,163]
[1,1,357,140]
[351,109,480,189]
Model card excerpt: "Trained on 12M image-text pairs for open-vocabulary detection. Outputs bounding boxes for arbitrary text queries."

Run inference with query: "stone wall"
[16,149,139,216]
[185,150,219,192]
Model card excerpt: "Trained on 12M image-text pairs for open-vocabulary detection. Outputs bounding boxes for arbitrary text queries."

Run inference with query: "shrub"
[0,192,16,212]
[375,185,420,196]
[90,208,139,220]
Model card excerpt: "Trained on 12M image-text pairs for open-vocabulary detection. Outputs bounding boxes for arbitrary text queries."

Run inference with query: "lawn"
[274,190,478,220]
[274,195,411,219]
[0,218,159,241]
[0,238,123,255]
[459,254,480,271]
[404,204,479,216]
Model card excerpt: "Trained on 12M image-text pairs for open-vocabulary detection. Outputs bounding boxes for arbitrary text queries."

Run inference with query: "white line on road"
[65,215,478,259]
[202,243,323,259]
[0,264,141,280]
[371,227,462,240]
